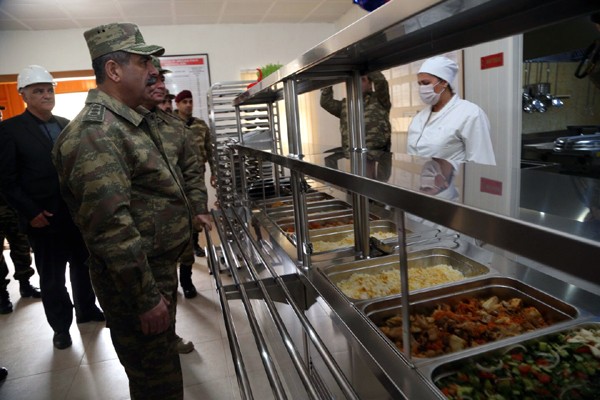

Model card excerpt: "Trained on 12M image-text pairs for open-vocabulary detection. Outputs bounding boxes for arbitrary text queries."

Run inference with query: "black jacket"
[0,109,72,233]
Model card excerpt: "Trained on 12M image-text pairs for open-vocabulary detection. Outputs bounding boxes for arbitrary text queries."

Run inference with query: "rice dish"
[336,264,464,299]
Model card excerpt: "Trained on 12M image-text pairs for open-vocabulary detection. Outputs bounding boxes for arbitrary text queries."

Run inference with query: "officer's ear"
[104,59,123,83]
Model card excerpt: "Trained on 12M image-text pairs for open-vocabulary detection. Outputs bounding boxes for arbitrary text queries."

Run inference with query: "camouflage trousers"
[0,205,34,290]
[92,244,184,400]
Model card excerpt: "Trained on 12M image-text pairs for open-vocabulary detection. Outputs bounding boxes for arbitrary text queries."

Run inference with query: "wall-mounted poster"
[159,54,211,123]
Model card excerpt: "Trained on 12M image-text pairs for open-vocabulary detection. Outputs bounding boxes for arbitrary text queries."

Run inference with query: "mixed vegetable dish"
[434,326,600,399]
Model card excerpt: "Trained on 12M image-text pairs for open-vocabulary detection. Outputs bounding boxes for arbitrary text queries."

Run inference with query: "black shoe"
[0,290,12,314]
[76,308,105,324]
[182,284,197,299]
[0,367,7,381]
[53,332,72,349]
[19,281,41,298]
[194,247,206,257]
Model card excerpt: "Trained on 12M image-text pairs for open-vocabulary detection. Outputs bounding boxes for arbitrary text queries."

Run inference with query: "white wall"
[0,23,336,82]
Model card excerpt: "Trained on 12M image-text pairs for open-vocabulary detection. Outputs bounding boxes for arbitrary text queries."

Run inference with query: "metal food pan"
[427,320,599,398]
[253,192,333,209]
[279,213,363,235]
[322,248,491,301]
[267,199,352,218]
[363,277,579,362]
[309,220,398,254]
[275,210,355,231]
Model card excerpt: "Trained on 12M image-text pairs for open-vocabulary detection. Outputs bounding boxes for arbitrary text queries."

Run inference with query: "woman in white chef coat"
[407,56,496,165]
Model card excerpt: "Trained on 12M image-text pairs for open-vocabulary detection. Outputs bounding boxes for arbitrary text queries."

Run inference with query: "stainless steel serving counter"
[204,1,600,398]
[206,200,600,399]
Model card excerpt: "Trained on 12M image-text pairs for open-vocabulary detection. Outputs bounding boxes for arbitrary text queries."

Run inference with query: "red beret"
[175,90,192,103]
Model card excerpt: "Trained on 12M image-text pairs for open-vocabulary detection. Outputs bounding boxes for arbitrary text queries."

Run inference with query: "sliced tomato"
[518,364,532,375]
[511,353,524,361]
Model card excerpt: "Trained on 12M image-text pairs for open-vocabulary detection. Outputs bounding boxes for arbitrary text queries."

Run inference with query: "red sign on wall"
[481,52,504,70]
[480,177,502,196]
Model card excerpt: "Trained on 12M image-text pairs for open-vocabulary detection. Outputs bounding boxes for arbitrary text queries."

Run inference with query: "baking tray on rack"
[426,320,600,399]
[361,277,579,367]
[322,248,491,302]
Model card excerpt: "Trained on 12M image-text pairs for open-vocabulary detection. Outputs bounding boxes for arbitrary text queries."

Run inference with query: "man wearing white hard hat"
[407,56,496,165]
[0,65,103,350]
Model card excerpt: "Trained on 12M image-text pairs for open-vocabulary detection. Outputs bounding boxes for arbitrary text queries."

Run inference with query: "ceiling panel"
[0,0,357,31]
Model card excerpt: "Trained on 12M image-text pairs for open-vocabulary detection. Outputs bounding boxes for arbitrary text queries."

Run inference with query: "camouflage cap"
[84,22,164,61]
[151,56,171,75]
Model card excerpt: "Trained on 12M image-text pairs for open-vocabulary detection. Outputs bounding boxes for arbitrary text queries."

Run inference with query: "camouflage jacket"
[320,71,392,151]
[153,109,208,215]
[174,111,215,176]
[52,89,192,315]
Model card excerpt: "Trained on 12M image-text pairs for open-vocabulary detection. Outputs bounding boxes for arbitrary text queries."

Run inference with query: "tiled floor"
[0,250,242,400]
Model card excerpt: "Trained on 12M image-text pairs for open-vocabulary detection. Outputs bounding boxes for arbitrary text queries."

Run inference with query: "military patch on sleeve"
[82,104,105,122]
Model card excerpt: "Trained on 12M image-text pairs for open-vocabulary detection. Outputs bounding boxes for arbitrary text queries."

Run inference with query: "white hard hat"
[17,65,56,91]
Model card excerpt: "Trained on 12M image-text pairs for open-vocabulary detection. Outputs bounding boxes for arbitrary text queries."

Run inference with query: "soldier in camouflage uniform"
[0,195,40,314]
[174,90,215,257]
[52,23,190,400]
[320,71,392,181]
[140,57,213,354]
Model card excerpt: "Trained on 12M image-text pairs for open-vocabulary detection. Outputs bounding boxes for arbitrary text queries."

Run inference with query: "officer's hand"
[210,174,217,188]
[194,213,213,231]
[30,210,53,228]
[139,295,171,335]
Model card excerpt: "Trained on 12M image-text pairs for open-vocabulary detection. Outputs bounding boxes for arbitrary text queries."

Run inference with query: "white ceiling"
[0,0,357,31]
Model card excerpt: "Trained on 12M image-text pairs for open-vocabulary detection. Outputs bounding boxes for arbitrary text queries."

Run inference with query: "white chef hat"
[418,56,458,86]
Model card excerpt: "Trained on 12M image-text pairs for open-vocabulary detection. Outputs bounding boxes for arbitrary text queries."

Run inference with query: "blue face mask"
[418,80,445,106]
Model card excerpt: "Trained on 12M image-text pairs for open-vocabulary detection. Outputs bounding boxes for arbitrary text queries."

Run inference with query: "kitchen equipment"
[552,62,564,107]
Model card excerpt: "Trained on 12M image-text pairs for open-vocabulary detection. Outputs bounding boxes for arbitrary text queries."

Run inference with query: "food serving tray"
[310,221,448,254]
[322,248,491,302]
[362,277,579,367]
[266,199,352,218]
[426,320,600,399]
[278,213,381,235]
[253,191,334,209]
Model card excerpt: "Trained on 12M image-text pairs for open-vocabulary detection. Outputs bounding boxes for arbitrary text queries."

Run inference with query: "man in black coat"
[0,65,103,350]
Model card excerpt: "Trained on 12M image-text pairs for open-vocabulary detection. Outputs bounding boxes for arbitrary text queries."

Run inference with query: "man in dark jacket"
[0,65,103,350]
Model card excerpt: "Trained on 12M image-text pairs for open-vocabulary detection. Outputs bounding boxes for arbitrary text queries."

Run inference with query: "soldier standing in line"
[0,195,41,314]
[140,57,213,353]
[53,23,190,399]
[174,90,216,257]
[0,104,41,314]
[320,71,392,181]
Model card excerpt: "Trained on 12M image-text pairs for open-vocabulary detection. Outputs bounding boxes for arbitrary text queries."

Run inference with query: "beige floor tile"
[0,367,78,400]
[65,359,130,400]
[184,376,239,400]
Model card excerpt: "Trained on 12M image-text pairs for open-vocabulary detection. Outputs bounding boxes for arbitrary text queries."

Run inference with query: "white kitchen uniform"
[407,94,496,165]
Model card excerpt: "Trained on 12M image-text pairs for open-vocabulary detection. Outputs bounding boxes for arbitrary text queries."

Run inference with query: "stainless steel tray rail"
[210,211,287,399]
[204,227,253,400]
[209,208,360,399]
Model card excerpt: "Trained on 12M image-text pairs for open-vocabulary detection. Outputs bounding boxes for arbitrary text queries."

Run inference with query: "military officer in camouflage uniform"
[140,57,212,354]
[320,71,392,180]
[0,195,40,314]
[174,90,215,257]
[52,23,190,400]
